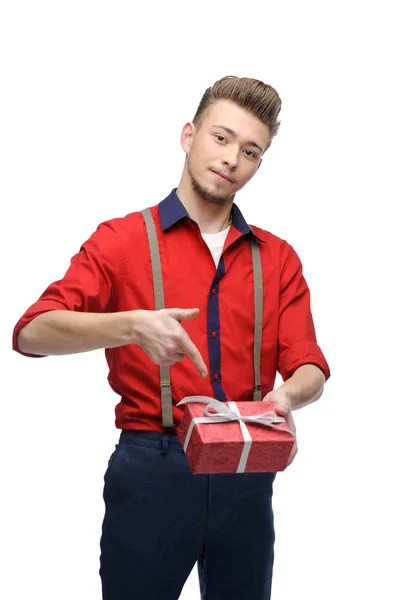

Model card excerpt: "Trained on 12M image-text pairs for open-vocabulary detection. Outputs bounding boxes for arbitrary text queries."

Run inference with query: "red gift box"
[176,396,295,474]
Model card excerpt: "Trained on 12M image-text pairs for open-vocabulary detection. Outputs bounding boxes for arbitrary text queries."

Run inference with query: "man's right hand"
[131,308,208,378]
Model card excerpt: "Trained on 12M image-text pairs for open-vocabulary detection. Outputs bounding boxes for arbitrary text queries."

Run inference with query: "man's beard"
[188,163,232,207]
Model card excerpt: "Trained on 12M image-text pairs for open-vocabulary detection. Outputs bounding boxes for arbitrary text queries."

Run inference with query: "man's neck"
[175,179,234,235]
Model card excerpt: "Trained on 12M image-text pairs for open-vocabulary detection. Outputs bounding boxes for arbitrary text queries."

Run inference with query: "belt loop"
[160,434,170,455]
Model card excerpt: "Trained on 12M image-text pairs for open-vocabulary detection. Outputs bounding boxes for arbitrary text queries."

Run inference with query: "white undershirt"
[201,226,230,267]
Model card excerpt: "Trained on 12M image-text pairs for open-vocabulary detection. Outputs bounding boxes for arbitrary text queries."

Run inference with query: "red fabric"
[12,199,330,433]
[177,401,295,473]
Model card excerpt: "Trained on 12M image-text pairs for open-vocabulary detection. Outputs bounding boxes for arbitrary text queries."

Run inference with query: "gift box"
[176,396,295,474]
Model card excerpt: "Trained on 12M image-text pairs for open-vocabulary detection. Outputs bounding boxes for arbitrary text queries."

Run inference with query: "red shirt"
[12,189,330,432]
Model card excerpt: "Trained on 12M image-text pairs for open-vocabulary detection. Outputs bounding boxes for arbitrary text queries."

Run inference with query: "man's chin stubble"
[190,175,232,207]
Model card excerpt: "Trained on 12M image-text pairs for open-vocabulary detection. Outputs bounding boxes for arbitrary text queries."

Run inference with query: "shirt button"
[214,374,219,380]
[211,331,217,338]
[211,288,216,294]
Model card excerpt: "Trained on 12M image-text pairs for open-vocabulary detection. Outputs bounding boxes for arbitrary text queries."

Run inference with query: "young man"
[13,76,330,600]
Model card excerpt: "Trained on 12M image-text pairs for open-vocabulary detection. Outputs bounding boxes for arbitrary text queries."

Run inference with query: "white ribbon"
[177,396,296,473]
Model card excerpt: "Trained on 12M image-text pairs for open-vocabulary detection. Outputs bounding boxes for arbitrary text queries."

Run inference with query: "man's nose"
[222,148,239,169]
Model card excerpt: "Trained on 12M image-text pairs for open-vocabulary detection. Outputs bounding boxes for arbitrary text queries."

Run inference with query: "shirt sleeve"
[12,219,125,358]
[277,242,330,382]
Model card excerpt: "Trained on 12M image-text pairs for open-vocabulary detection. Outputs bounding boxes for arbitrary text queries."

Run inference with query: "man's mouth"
[210,169,234,183]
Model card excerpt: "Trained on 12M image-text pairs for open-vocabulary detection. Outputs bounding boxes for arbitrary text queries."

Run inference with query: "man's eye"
[245,150,257,158]
[215,135,226,142]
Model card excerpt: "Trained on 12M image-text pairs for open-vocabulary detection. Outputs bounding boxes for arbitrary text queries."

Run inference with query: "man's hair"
[193,76,282,146]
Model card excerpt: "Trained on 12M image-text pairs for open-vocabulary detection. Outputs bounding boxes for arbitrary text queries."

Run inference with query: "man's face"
[182,99,271,206]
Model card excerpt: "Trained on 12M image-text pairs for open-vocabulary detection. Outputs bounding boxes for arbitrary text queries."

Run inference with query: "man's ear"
[180,122,196,154]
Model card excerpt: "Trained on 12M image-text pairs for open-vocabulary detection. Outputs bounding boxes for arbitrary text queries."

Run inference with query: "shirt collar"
[158,189,266,243]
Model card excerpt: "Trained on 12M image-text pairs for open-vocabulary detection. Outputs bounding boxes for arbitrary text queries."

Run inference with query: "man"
[13,75,330,600]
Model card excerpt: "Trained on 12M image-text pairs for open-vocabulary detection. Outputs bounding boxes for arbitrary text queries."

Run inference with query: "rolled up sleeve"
[12,220,124,357]
[277,242,330,382]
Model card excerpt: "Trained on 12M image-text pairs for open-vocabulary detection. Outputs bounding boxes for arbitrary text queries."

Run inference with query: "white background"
[1,1,398,598]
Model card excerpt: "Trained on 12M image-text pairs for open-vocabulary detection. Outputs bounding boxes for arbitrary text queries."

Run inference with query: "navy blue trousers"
[99,430,276,600]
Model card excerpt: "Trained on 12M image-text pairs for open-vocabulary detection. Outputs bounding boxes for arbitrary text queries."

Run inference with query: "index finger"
[178,330,208,377]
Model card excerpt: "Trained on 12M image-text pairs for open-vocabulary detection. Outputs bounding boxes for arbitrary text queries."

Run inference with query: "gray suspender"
[141,208,263,431]
[250,235,263,401]
[141,208,168,312]
[141,208,174,431]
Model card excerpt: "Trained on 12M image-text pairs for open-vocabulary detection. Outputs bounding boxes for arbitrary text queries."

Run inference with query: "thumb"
[165,308,200,322]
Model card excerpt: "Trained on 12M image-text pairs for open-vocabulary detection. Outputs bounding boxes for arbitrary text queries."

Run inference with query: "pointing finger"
[179,330,208,377]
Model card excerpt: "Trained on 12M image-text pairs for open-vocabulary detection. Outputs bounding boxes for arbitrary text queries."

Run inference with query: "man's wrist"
[126,310,144,346]
[278,364,325,410]
[278,382,300,406]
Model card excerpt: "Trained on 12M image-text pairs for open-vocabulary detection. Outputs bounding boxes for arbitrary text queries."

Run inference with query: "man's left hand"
[262,388,298,467]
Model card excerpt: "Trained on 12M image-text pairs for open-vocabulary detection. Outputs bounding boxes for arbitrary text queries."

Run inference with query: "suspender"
[251,237,263,401]
[141,208,174,432]
[141,208,263,432]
